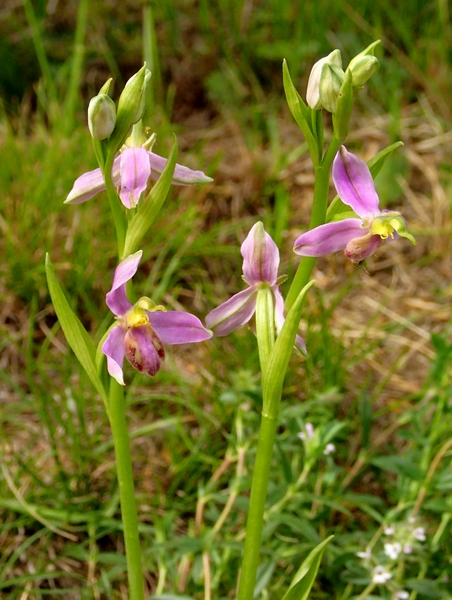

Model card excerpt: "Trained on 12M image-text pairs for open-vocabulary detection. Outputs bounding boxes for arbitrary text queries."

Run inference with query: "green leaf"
[371,456,424,480]
[368,141,404,178]
[281,536,333,600]
[282,60,319,166]
[45,255,107,404]
[262,280,315,414]
[122,136,177,257]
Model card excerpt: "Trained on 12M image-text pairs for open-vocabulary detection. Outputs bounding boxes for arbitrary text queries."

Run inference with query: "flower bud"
[118,66,151,126]
[347,55,379,87]
[347,40,380,88]
[87,93,116,140]
[108,65,151,155]
[306,49,344,112]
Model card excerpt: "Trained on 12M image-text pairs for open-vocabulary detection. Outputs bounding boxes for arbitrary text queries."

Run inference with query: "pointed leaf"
[282,60,319,166]
[45,255,107,404]
[122,136,177,257]
[281,536,333,600]
[368,141,404,178]
[262,281,315,413]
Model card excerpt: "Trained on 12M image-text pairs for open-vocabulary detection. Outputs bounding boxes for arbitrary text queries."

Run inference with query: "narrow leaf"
[281,536,333,600]
[45,255,107,403]
[262,280,315,413]
[123,136,177,257]
[368,141,404,178]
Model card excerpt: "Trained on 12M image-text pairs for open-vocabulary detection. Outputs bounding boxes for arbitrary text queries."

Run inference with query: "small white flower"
[323,443,336,455]
[372,565,392,584]
[403,543,413,554]
[356,548,372,560]
[393,591,409,599]
[384,542,402,560]
[298,423,315,441]
[412,527,426,541]
[384,524,395,535]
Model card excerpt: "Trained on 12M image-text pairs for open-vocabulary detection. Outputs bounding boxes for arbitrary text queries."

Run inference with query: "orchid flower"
[206,222,306,352]
[294,146,416,263]
[65,132,213,208]
[102,250,212,384]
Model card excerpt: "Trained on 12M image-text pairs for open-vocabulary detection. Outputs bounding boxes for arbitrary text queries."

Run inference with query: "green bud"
[87,93,116,140]
[108,65,151,156]
[306,49,344,112]
[347,55,379,88]
[347,40,380,88]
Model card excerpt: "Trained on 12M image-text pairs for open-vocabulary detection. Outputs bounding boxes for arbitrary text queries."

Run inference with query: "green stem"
[237,412,278,600]
[237,288,277,600]
[63,0,89,134]
[285,136,341,311]
[107,380,144,600]
[103,151,126,256]
[142,0,162,112]
[23,0,57,109]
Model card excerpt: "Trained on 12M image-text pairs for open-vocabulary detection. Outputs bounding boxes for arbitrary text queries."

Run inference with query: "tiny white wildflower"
[403,543,413,554]
[298,423,315,441]
[384,542,402,560]
[393,591,409,599]
[384,524,395,535]
[324,443,336,455]
[356,548,372,560]
[412,527,426,541]
[372,565,392,584]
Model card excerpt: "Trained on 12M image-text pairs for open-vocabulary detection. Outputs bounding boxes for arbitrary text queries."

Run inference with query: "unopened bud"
[307,50,344,113]
[347,40,380,88]
[108,65,151,155]
[347,55,379,87]
[87,93,116,140]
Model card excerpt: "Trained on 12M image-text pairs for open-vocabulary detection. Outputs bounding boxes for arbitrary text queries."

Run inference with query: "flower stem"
[285,136,340,311]
[236,412,278,600]
[237,289,277,600]
[107,380,143,600]
[103,152,126,256]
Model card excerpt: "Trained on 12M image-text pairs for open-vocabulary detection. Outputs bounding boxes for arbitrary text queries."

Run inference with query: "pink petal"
[241,222,280,286]
[102,325,126,385]
[294,219,365,257]
[333,146,381,218]
[65,157,121,204]
[205,287,257,336]
[148,311,213,344]
[106,250,142,316]
[148,152,213,185]
[124,327,164,377]
[119,147,152,208]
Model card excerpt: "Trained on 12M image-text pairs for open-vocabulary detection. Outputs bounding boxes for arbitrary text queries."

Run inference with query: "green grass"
[0,0,451,598]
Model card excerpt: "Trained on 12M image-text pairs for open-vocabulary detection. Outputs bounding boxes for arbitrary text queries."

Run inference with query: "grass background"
[0,0,451,598]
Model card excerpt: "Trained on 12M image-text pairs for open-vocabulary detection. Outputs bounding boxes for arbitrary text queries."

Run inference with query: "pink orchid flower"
[294,146,416,263]
[102,250,212,384]
[206,222,306,352]
[65,135,212,208]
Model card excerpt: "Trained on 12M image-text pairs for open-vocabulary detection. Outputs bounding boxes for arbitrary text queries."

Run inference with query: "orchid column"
[46,65,212,599]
